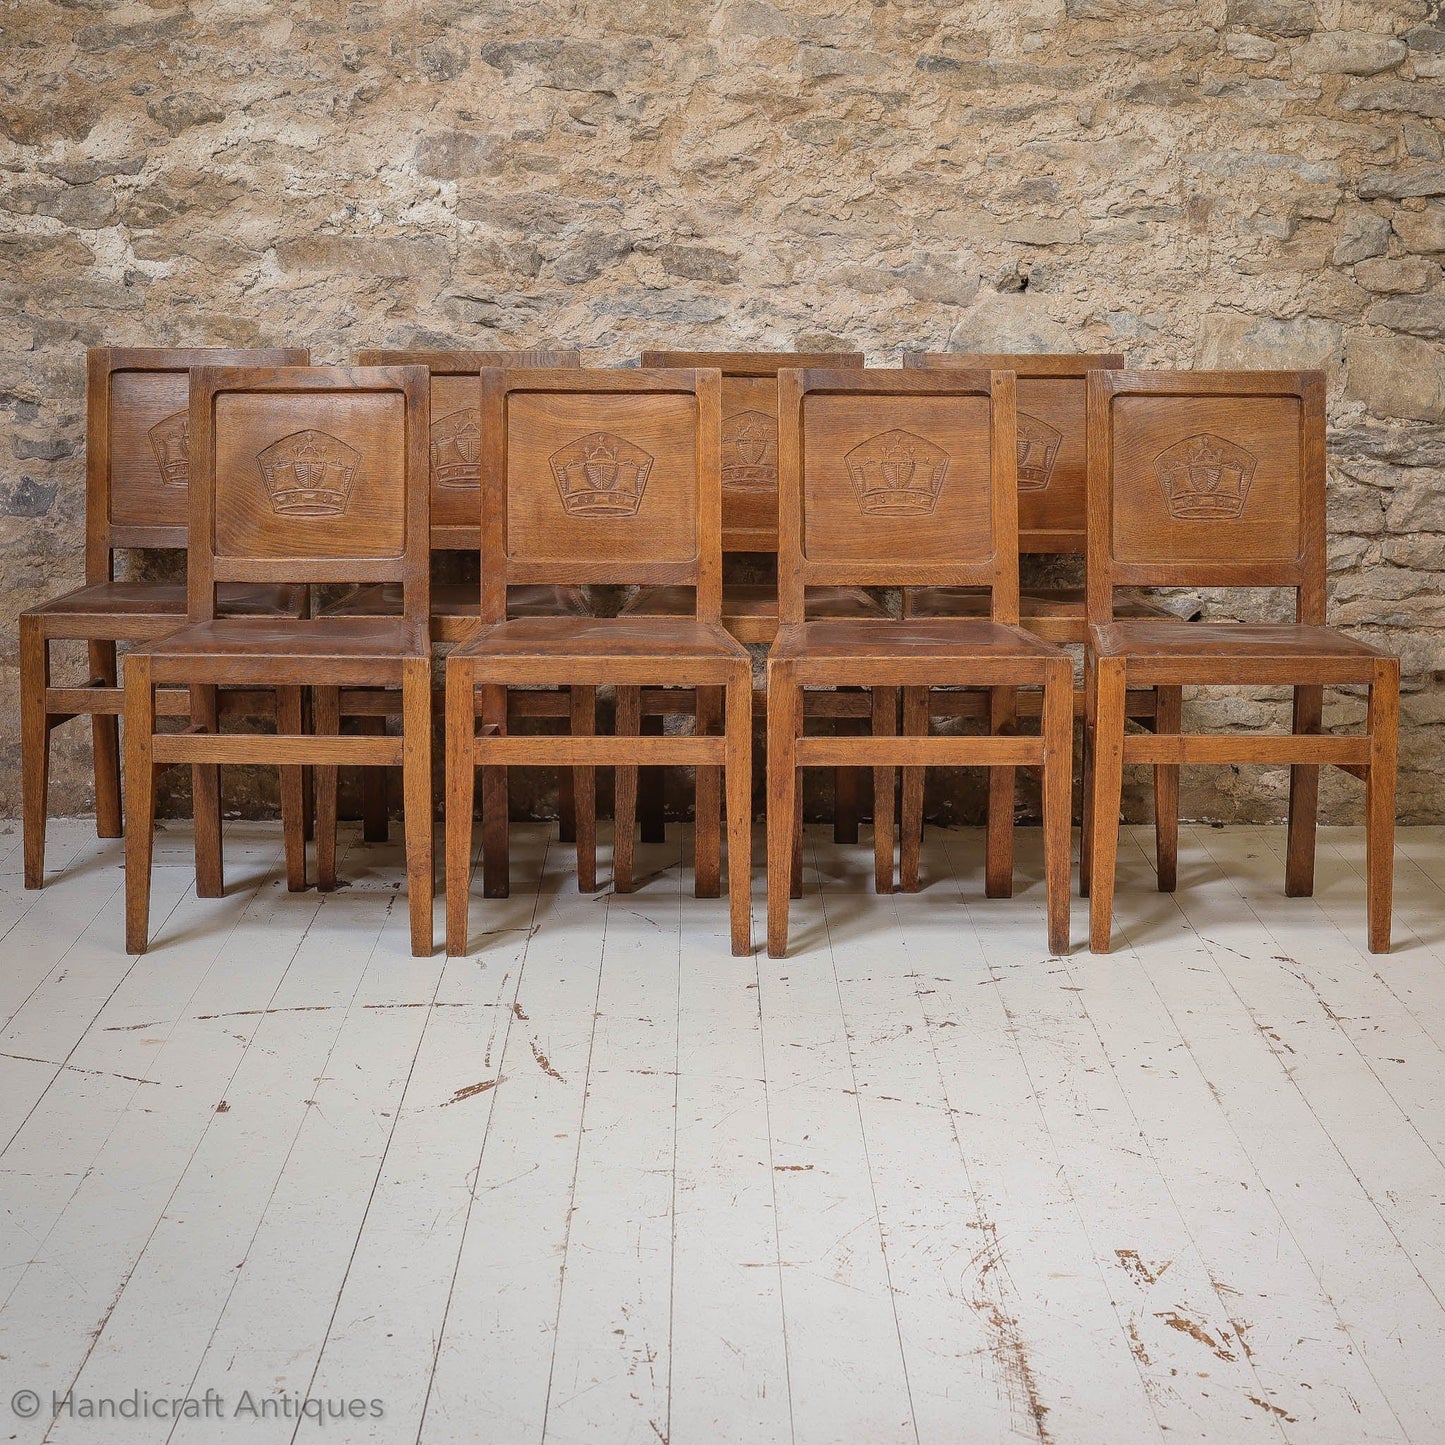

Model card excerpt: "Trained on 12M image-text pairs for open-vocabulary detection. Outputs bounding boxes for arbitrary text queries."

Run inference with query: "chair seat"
[323,580,589,621]
[624,582,883,643]
[26,580,301,620]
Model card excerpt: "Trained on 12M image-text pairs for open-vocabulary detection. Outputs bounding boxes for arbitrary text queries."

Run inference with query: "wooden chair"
[618,351,885,851]
[444,367,753,955]
[316,349,590,868]
[1083,369,1399,954]
[19,346,308,891]
[766,367,1075,958]
[123,364,435,956]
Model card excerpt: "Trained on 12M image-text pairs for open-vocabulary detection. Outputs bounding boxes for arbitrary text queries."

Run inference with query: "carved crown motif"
[550,431,652,517]
[1154,432,1257,521]
[722,409,777,491]
[845,429,950,516]
[256,429,360,517]
[148,410,190,488]
[1016,411,1062,493]
[431,408,481,490]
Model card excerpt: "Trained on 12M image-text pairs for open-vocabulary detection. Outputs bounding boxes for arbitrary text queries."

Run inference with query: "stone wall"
[2,0,1442,824]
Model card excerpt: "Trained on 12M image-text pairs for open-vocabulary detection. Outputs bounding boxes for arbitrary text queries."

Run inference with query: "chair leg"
[19,616,51,890]
[445,659,477,957]
[1088,658,1129,954]
[571,685,597,893]
[1285,683,1322,898]
[900,685,929,893]
[89,640,122,840]
[695,685,723,899]
[123,654,157,955]
[402,658,434,957]
[361,716,389,842]
[873,686,896,895]
[833,692,862,846]
[276,686,307,892]
[314,686,340,892]
[790,704,804,900]
[1042,658,1073,956]
[985,686,1016,899]
[480,684,509,900]
[192,683,224,899]
[613,685,640,893]
[1366,660,1399,955]
[1080,646,1095,900]
[558,704,577,843]
[1151,685,1182,893]
[767,665,798,959]
[726,667,753,956]
[639,712,666,843]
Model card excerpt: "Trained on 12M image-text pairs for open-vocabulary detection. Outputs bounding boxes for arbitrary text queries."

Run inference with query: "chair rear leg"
[20,616,51,890]
[873,686,896,895]
[833,692,861,845]
[1153,685,1182,893]
[900,686,929,893]
[726,668,754,955]
[694,685,722,899]
[402,658,434,957]
[480,684,510,899]
[985,686,1016,899]
[276,686,307,892]
[639,712,666,843]
[361,716,389,842]
[571,685,597,893]
[1080,647,1095,900]
[445,660,477,956]
[790,705,804,900]
[1088,658,1129,953]
[1285,683,1322,898]
[1042,659,1073,956]
[314,686,340,892]
[613,685,640,893]
[558,704,577,843]
[192,683,224,899]
[767,666,798,958]
[1366,660,1399,955]
[124,654,157,955]
[90,640,122,840]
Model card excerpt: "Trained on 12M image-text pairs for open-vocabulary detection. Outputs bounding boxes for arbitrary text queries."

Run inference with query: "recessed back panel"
[1014,374,1086,541]
[801,394,994,566]
[504,391,698,566]
[109,369,193,528]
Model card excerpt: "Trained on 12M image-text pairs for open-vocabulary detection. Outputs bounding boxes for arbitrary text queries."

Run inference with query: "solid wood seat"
[18,345,309,890]
[454,615,749,677]
[1082,369,1399,956]
[771,617,1064,679]
[623,581,883,642]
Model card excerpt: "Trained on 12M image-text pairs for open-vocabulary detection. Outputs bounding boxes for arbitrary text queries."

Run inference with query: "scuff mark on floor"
[1248,1394,1297,1423]
[1115,1248,1172,1287]
[444,1076,505,1106]
[1155,1310,1236,1362]
[531,1038,563,1081]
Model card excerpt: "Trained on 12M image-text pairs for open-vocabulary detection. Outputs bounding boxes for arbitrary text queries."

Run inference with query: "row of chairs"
[19,349,1398,959]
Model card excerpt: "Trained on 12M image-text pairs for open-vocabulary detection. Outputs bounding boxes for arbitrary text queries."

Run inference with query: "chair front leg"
[613,685,640,893]
[1366,659,1399,955]
[445,659,478,956]
[1042,658,1074,956]
[1088,657,1129,953]
[725,666,754,956]
[571,685,597,893]
[1152,685,1182,893]
[694,684,723,899]
[1285,683,1322,898]
[872,686,896,895]
[900,685,929,893]
[192,683,224,899]
[89,639,122,840]
[19,616,52,890]
[276,686,307,892]
[314,686,340,892]
[402,658,434,957]
[480,684,509,899]
[985,686,1017,899]
[123,653,158,955]
[767,664,798,959]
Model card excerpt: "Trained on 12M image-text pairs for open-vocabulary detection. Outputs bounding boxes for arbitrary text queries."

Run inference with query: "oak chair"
[617,350,884,854]
[123,365,435,956]
[19,346,308,890]
[1083,369,1399,953]
[444,367,753,955]
[316,350,590,871]
[766,367,1075,958]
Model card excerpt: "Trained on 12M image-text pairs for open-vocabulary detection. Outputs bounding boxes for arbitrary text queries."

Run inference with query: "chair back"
[356,349,580,549]
[640,350,864,552]
[1085,369,1327,626]
[479,367,721,623]
[85,346,309,581]
[776,368,1021,626]
[904,352,1124,554]
[186,365,430,628]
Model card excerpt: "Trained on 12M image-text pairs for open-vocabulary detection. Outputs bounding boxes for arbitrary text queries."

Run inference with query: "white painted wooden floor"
[1,816,1443,1444]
